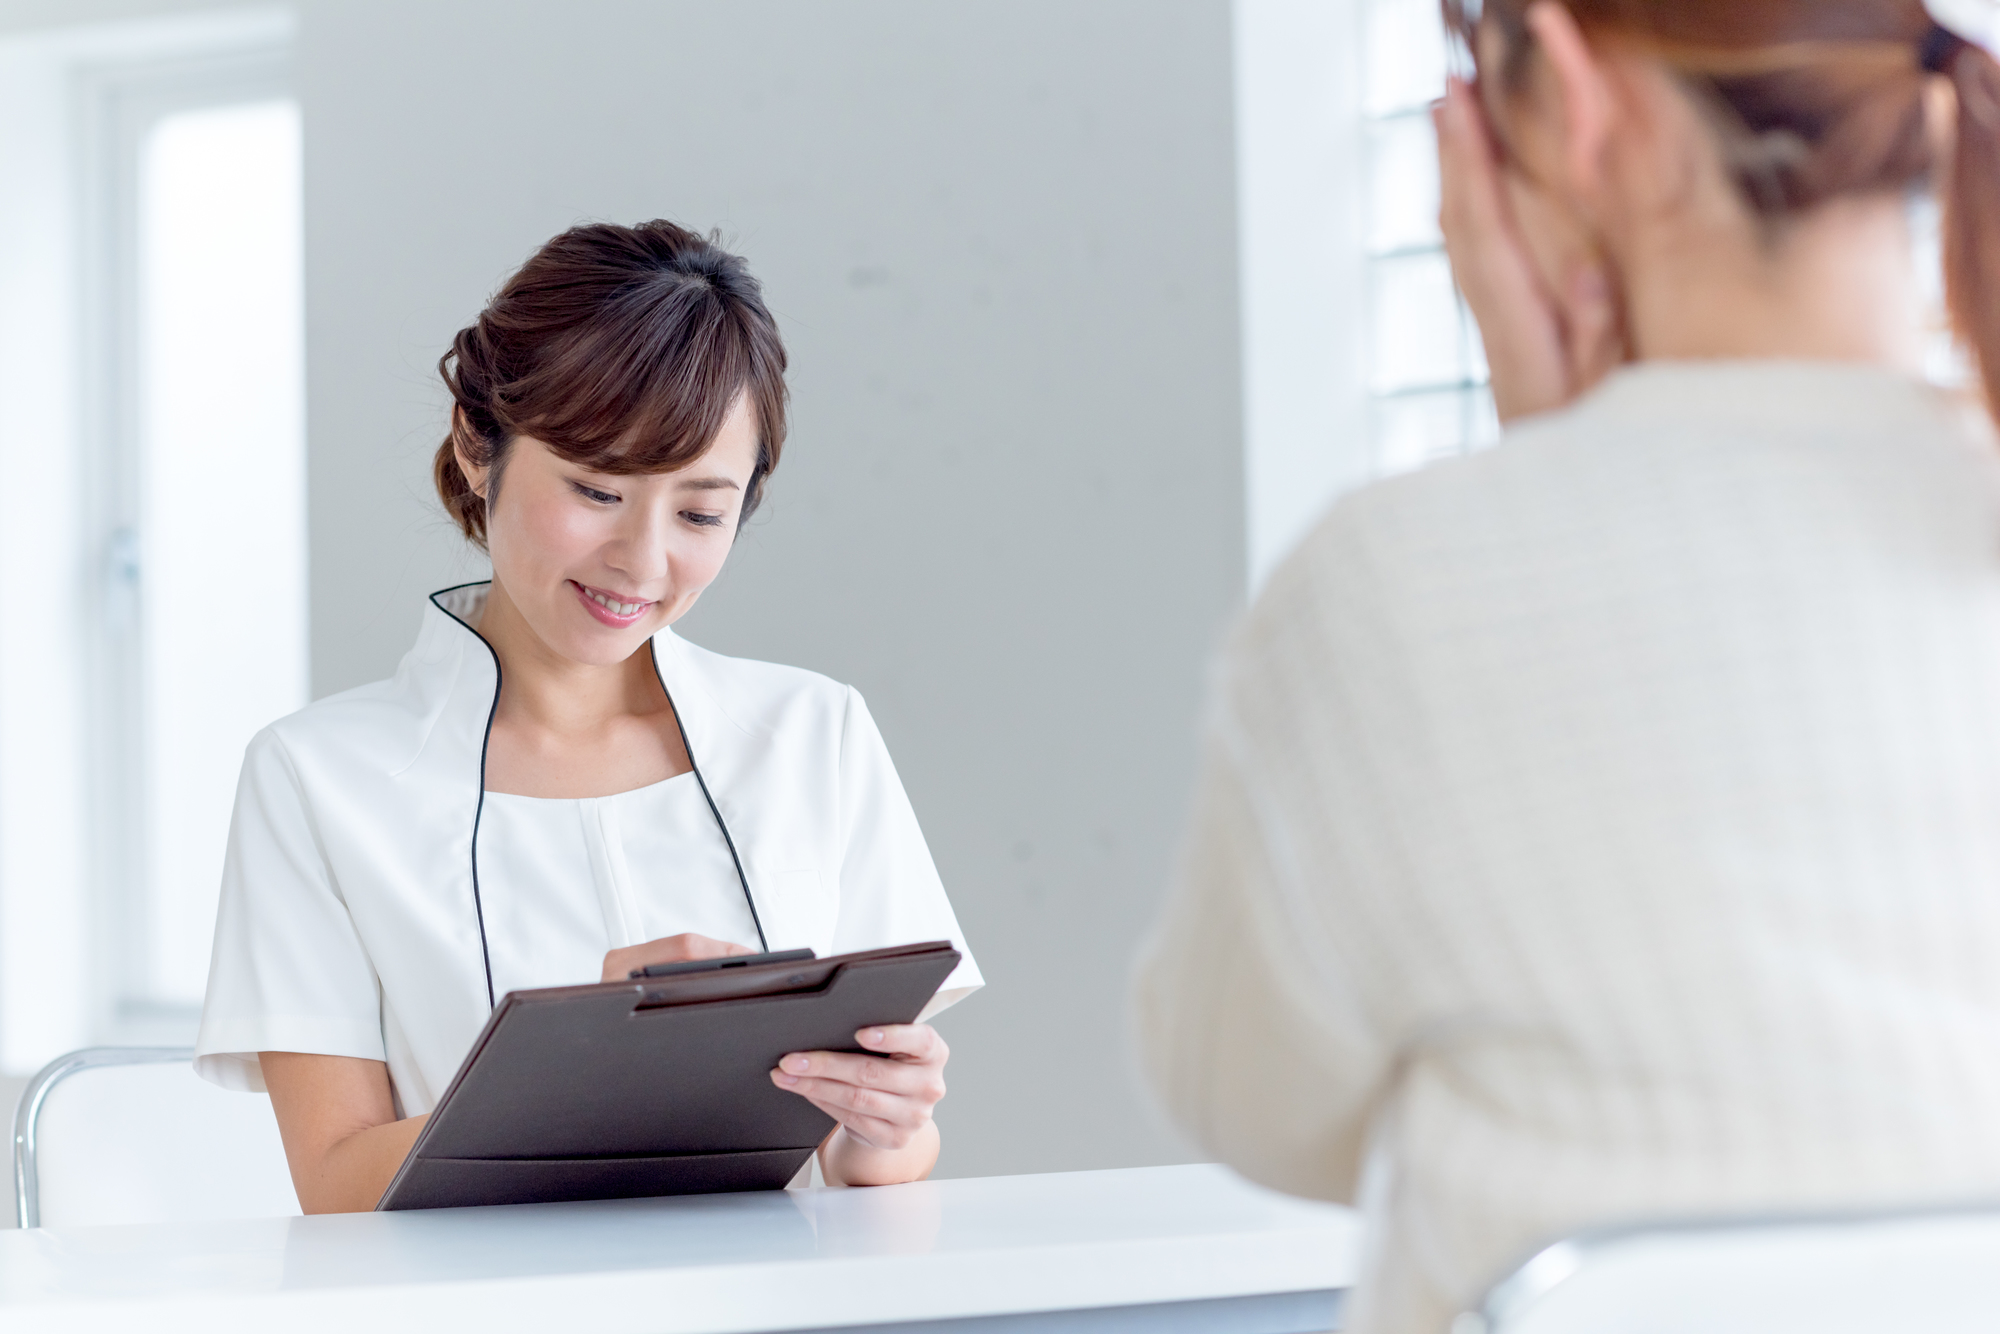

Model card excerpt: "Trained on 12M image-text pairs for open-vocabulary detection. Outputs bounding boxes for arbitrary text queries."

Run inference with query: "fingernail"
[784,1055,809,1074]
[867,1029,886,1045]
[775,1073,799,1087]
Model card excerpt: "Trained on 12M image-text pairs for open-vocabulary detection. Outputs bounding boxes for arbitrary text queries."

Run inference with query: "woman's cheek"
[537,496,608,566]
[655,533,728,618]
[492,490,574,581]
[697,527,742,582]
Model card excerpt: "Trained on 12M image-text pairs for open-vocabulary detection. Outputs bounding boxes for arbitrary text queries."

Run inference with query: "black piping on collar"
[429,583,501,1009]
[649,637,769,953]
[427,582,769,1011]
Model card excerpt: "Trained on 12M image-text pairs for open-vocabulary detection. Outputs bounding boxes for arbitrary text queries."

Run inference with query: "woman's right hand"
[1435,75,1621,423]
[602,932,755,982]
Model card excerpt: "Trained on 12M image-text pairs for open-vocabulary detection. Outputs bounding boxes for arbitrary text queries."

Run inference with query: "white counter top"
[0,1164,1358,1333]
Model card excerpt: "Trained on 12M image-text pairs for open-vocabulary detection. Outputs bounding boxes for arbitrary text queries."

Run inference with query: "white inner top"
[479,773,764,994]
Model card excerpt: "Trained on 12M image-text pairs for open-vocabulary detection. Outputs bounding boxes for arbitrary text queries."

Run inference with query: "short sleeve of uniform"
[193,727,388,1091]
[827,688,983,1020]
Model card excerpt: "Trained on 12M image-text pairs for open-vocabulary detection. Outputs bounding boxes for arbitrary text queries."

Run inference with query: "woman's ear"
[451,407,489,500]
[1523,1,1615,206]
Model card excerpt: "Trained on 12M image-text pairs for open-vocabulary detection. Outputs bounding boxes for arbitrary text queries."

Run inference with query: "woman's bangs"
[515,295,753,476]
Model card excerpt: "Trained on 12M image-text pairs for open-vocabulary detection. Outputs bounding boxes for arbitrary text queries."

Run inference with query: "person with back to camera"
[194,221,981,1211]
[1136,1,2000,1329]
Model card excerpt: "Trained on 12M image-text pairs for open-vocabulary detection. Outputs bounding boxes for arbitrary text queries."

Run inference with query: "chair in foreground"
[1456,1201,2000,1334]
[12,1047,300,1228]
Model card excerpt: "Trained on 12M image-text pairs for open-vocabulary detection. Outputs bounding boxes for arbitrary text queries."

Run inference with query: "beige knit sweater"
[1135,362,2000,1333]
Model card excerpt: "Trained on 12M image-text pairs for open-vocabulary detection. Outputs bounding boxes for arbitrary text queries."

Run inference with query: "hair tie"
[1923,22,1969,72]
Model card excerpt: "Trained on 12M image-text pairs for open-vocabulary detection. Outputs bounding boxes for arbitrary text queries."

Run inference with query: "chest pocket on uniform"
[757,867,837,953]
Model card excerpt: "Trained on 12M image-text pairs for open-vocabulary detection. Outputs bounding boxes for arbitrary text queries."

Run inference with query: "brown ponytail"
[434,220,790,549]
[1941,42,2000,425]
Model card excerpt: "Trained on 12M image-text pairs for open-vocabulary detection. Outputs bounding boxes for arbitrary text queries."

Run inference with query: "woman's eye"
[571,482,620,504]
[682,511,726,528]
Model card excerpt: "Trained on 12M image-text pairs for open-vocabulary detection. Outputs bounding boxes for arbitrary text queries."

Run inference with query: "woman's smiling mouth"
[569,579,656,627]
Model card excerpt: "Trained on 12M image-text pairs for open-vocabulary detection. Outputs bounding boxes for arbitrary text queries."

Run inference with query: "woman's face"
[474,393,761,668]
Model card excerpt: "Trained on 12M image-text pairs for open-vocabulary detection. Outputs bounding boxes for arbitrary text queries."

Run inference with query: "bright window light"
[136,98,307,1008]
[1363,0,1497,479]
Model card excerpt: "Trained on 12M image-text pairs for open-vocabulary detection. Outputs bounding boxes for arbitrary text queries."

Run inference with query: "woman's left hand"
[771,1024,947,1185]
[1436,75,1623,423]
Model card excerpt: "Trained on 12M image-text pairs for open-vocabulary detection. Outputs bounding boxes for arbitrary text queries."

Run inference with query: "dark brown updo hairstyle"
[435,220,789,547]
[1445,0,2000,428]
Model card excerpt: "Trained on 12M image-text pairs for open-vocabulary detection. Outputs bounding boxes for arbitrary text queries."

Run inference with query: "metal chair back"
[11,1046,299,1228]
[1458,1202,2000,1334]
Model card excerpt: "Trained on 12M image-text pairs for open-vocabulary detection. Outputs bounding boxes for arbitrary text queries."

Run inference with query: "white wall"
[298,0,1247,1178]
[1234,0,1372,590]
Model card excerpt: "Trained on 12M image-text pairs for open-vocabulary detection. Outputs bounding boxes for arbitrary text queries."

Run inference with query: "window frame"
[0,9,297,1069]
[1235,0,1496,590]
[80,42,299,1043]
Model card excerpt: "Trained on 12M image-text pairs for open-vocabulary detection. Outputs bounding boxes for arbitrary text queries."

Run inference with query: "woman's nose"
[602,502,675,586]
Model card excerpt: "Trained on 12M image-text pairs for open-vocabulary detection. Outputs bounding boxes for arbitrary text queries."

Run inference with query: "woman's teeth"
[586,588,647,616]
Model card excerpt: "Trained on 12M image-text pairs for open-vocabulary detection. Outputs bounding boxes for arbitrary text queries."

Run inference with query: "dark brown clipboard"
[376,940,962,1211]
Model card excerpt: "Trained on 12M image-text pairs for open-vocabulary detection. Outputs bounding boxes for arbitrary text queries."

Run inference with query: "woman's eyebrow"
[679,476,741,491]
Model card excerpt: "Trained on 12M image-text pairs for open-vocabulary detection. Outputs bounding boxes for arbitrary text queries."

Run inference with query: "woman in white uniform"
[197,220,981,1212]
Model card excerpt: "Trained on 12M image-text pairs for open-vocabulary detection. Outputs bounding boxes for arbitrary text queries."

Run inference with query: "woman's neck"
[1621,193,1927,370]
[476,578,663,737]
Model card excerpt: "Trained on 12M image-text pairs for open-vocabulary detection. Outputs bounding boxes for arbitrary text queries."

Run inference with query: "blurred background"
[0,0,1719,1184]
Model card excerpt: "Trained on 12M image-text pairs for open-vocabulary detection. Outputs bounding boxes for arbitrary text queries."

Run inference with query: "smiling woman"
[193,221,981,1214]
[464,417,761,799]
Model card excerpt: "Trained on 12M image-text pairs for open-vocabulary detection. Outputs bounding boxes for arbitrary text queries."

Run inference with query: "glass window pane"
[1368,111,1442,255]
[1371,249,1474,394]
[1374,387,1500,478]
[1909,194,1972,389]
[137,99,307,1007]
[1364,0,1448,117]
[1361,0,1499,482]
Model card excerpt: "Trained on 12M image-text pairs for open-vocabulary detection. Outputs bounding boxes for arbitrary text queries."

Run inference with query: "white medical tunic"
[196,584,982,1115]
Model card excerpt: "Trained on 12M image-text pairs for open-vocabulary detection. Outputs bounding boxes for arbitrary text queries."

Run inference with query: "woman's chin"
[560,627,654,667]
[519,604,657,668]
